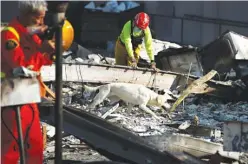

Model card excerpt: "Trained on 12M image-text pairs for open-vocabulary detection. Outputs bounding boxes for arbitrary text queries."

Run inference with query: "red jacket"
[1,18,53,164]
[1,18,54,97]
[1,18,53,76]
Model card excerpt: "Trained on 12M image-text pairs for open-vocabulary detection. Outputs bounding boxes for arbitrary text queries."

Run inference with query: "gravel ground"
[44,136,110,164]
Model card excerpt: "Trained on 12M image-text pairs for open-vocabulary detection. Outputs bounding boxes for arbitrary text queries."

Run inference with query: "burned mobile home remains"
[1,1,248,164]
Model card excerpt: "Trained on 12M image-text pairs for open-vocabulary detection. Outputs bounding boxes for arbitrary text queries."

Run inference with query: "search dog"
[82,83,173,119]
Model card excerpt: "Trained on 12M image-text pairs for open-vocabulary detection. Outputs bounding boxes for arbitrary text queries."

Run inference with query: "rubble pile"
[44,135,109,164]
[56,82,248,137]
[43,82,248,163]
[43,34,248,162]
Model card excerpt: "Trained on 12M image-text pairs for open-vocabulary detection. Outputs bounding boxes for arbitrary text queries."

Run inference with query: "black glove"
[130,57,137,68]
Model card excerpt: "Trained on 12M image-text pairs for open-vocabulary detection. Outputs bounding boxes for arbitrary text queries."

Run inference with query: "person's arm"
[32,34,54,65]
[144,27,154,62]
[121,21,134,58]
[38,39,55,66]
[23,35,55,71]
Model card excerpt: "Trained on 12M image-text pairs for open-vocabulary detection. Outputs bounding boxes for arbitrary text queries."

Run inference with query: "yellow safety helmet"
[61,19,74,51]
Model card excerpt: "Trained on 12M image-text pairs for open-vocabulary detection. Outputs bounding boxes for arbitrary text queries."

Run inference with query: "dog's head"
[156,94,173,110]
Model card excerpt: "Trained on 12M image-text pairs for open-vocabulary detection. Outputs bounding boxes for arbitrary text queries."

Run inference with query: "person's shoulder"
[1,19,20,40]
[123,20,131,30]
[123,20,131,27]
[1,27,20,43]
[1,28,20,51]
[143,26,151,36]
[144,26,151,32]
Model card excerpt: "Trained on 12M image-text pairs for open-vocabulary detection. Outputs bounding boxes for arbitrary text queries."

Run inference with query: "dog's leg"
[88,86,110,109]
[108,96,121,105]
[162,102,171,109]
[127,103,134,113]
[139,104,160,120]
[161,103,172,120]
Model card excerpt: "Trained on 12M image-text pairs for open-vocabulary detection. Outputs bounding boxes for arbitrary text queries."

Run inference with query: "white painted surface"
[229,32,248,60]
[41,64,178,90]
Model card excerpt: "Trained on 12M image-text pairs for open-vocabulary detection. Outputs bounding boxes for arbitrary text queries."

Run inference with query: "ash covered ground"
[43,82,248,163]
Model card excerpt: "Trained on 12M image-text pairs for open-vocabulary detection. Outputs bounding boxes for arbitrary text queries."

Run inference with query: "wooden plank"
[40,63,239,100]
[41,63,178,90]
[169,70,217,113]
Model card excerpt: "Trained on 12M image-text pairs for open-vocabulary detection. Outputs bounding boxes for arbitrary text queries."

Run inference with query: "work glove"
[150,61,158,71]
[130,57,137,68]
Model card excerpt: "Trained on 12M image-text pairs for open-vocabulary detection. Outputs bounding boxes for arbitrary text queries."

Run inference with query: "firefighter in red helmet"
[115,12,156,69]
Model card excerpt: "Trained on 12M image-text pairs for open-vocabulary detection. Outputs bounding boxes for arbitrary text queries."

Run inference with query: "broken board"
[41,63,178,89]
[143,133,241,161]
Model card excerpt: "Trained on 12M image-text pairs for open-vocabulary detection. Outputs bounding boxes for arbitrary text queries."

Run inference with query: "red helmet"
[134,12,150,30]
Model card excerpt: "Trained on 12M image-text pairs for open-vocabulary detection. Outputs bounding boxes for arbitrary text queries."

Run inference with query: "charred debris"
[40,30,248,164]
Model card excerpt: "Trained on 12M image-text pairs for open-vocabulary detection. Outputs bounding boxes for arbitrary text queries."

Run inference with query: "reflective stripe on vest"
[2,26,20,41]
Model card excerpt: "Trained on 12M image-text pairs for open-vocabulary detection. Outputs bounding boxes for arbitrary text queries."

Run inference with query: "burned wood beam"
[169,70,217,113]
[143,133,241,163]
[40,63,241,100]
[41,63,178,89]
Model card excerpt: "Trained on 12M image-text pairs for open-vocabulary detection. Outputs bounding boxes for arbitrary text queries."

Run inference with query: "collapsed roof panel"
[228,31,248,60]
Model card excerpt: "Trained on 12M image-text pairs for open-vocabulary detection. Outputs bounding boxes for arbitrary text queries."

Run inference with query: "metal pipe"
[46,2,69,163]
[54,21,63,164]
[15,106,26,164]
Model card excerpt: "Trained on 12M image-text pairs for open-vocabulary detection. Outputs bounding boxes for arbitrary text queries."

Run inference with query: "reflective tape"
[2,26,20,41]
